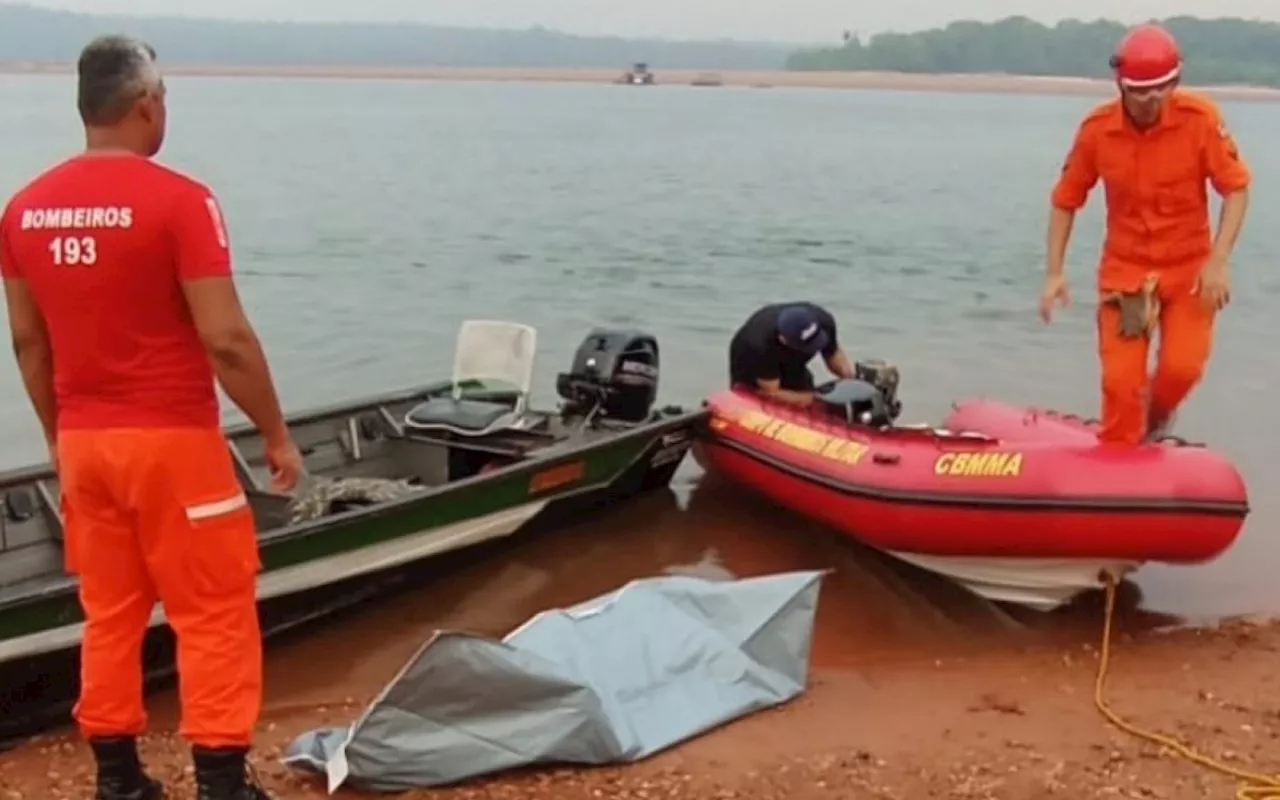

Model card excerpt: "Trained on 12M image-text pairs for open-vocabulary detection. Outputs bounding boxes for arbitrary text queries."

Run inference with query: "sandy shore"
[3,63,1279,101]
[2,609,1278,799]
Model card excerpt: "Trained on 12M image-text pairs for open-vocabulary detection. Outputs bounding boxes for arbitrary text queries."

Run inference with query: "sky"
[18,0,1280,44]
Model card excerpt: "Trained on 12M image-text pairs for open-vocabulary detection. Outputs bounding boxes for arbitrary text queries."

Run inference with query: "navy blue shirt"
[728,303,838,389]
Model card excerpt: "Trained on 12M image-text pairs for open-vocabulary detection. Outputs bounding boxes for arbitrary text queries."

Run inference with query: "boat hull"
[697,389,1248,610]
[0,390,702,745]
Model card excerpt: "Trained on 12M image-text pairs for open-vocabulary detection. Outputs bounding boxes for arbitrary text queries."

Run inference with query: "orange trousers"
[1096,273,1216,445]
[57,427,262,748]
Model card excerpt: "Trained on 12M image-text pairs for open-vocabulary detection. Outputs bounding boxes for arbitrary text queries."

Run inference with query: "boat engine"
[854,359,902,420]
[816,359,903,427]
[555,329,660,423]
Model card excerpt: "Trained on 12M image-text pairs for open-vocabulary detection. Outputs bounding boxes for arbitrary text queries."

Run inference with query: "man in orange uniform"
[1039,22,1250,445]
[0,36,302,800]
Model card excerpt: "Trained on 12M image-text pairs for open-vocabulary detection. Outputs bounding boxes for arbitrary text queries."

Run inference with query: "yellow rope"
[1095,572,1280,799]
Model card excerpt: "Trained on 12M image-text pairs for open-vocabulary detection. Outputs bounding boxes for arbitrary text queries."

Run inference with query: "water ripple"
[0,77,1277,619]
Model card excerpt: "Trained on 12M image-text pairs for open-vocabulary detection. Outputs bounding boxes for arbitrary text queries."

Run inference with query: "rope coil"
[1095,573,1280,799]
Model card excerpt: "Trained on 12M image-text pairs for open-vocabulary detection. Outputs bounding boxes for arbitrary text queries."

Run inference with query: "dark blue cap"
[777,305,829,355]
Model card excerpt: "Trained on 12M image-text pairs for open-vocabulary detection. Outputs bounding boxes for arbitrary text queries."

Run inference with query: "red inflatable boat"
[696,369,1249,610]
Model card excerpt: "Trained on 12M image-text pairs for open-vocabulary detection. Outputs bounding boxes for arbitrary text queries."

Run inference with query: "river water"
[1,74,1278,662]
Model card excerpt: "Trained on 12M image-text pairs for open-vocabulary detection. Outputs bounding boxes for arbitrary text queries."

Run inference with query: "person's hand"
[1038,273,1070,323]
[264,433,303,493]
[1194,256,1231,312]
[46,435,58,474]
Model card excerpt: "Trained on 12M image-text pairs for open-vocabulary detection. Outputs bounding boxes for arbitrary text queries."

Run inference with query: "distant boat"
[691,72,723,87]
[617,62,655,85]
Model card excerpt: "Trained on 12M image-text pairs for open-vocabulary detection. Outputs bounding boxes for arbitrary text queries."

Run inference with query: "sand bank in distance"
[3,63,1278,102]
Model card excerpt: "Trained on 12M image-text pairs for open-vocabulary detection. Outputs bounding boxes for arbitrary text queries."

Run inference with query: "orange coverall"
[59,428,263,748]
[1050,90,1251,445]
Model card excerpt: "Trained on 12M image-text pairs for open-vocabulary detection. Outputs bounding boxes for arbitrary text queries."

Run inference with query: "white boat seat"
[404,318,540,438]
[404,397,521,437]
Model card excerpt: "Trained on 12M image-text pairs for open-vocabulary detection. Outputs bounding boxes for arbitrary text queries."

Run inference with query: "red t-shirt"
[0,153,232,430]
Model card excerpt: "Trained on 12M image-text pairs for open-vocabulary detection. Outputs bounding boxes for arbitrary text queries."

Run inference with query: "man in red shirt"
[0,35,301,800]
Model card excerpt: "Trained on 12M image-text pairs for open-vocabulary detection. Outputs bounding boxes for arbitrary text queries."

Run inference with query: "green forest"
[0,3,789,70]
[5,4,1280,84]
[786,16,1280,87]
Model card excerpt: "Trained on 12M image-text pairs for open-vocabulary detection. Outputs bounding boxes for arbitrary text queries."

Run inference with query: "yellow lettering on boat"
[737,410,776,434]
[772,423,827,453]
[934,451,1023,477]
[820,438,870,465]
[735,411,868,466]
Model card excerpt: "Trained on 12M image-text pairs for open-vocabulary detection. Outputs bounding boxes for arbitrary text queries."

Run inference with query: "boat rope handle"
[1148,434,1205,448]
[762,401,998,447]
[1026,407,1102,427]
[1094,572,1280,799]
[1025,408,1205,446]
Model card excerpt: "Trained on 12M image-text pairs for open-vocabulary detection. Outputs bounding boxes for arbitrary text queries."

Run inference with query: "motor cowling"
[815,358,904,427]
[555,329,660,423]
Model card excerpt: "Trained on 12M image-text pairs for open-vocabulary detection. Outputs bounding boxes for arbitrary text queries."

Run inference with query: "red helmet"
[1109,23,1181,88]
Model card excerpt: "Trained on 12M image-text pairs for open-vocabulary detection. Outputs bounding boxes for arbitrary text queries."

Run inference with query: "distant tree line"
[0,4,789,70]
[787,16,1280,87]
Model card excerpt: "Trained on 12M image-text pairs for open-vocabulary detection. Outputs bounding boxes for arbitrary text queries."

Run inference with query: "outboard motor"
[555,329,660,423]
[815,359,904,427]
[854,359,903,421]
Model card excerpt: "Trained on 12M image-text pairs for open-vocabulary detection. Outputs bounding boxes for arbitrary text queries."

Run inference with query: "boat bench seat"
[404,397,519,436]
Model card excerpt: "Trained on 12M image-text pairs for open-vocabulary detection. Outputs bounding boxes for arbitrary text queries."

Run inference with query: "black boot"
[192,746,273,800]
[88,736,164,800]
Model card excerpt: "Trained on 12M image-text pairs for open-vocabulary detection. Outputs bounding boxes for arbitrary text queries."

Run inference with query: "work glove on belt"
[1102,274,1160,338]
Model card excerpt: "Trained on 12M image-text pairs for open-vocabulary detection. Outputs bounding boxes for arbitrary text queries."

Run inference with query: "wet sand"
[5,619,1279,799]
[4,63,1280,102]
[3,468,1279,798]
